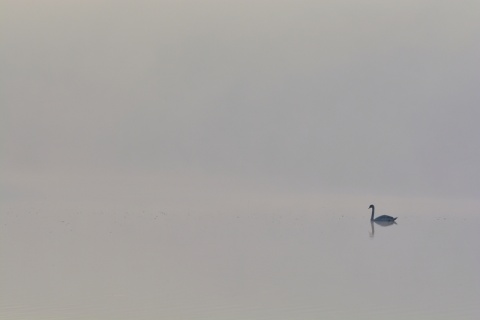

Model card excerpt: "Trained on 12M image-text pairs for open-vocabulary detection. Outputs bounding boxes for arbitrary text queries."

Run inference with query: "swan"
[369,204,397,222]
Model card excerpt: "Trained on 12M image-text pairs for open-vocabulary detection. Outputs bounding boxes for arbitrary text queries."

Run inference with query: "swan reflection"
[369,220,397,238]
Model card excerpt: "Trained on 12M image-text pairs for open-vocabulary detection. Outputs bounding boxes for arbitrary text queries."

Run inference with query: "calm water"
[1,197,479,319]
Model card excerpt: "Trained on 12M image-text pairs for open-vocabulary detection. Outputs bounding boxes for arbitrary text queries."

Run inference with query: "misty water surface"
[1,196,479,320]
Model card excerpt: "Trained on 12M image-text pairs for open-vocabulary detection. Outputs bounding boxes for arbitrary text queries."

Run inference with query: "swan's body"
[369,204,397,222]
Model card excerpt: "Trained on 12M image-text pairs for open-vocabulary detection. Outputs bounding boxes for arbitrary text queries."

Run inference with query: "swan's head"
[369,204,374,209]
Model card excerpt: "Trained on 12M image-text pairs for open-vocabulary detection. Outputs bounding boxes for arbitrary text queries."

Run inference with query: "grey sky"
[2,1,480,204]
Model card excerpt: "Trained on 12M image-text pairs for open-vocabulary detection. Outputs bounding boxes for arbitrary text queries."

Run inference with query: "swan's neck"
[370,206,375,221]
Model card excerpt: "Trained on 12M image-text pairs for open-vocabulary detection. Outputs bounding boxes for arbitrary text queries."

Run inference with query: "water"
[1,197,479,319]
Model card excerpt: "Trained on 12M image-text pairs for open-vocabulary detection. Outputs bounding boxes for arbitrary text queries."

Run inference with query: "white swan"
[369,204,397,222]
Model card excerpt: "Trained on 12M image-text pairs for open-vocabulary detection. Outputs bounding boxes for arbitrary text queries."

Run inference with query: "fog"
[2,1,480,209]
[2,3,480,319]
